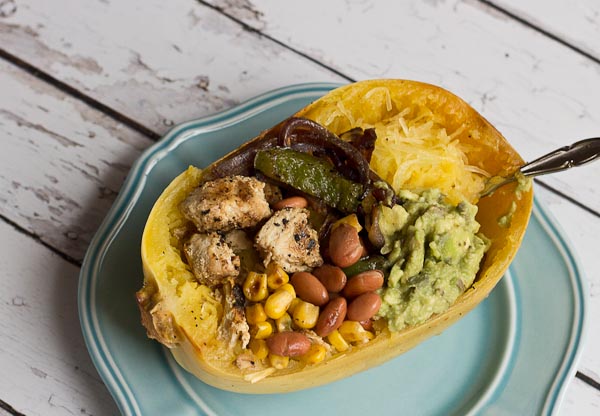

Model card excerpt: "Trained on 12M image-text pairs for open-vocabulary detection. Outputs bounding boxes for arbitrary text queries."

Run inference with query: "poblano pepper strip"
[342,255,391,277]
[254,148,365,213]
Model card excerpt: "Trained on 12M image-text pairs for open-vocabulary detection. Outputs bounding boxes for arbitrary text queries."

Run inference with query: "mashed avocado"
[497,172,532,228]
[376,189,489,331]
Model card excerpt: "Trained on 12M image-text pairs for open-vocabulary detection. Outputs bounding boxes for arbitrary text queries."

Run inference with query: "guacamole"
[497,172,532,228]
[376,189,489,331]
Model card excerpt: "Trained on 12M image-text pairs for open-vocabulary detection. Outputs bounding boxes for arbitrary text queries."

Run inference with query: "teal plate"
[78,84,587,416]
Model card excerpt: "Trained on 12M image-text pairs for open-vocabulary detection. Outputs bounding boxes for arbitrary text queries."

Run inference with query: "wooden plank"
[0,220,118,416]
[0,58,151,261]
[489,0,600,60]
[204,0,600,211]
[562,377,600,415]
[0,0,343,135]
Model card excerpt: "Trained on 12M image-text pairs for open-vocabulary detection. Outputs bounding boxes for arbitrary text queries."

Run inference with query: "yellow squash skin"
[137,79,533,393]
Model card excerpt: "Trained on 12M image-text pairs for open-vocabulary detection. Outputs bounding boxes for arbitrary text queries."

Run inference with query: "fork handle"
[520,137,600,177]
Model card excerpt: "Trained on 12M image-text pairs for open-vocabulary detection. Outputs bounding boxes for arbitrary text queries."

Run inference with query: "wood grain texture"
[205,0,600,212]
[490,0,600,61]
[0,220,118,416]
[0,58,151,261]
[0,0,343,135]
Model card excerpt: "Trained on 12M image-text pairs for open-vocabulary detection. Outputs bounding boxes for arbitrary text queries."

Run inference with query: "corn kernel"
[278,283,296,298]
[249,338,269,360]
[267,263,289,290]
[275,313,293,332]
[331,213,363,233]
[327,329,349,352]
[303,344,327,365]
[293,300,319,329]
[269,353,289,369]
[252,321,273,339]
[287,297,302,314]
[245,303,267,325]
[243,272,268,302]
[264,290,294,319]
[338,321,374,343]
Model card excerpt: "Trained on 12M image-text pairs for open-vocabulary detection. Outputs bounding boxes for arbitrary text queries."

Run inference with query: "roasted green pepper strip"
[342,255,391,277]
[254,148,365,213]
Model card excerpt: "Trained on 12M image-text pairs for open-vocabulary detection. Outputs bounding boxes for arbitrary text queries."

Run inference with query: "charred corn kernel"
[267,263,289,290]
[338,321,374,343]
[278,283,296,298]
[275,313,293,332]
[288,297,302,315]
[249,338,269,360]
[245,303,267,325]
[264,290,294,319]
[303,344,327,365]
[269,353,289,369]
[252,321,273,339]
[293,300,319,329]
[243,272,268,302]
[327,329,349,352]
[332,213,363,233]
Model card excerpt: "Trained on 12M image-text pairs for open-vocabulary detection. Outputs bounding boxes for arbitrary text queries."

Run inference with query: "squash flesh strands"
[137,79,533,393]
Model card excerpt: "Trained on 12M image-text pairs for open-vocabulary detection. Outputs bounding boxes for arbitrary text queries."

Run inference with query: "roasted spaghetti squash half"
[136,79,533,393]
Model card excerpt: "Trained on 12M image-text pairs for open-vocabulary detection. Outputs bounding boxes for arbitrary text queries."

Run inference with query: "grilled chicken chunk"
[255,207,323,273]
[219,280,250,349]
[180,175,271,233]
[183,232,240,287]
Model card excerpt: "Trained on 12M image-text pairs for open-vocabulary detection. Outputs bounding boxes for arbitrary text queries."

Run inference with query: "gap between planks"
[195,0,355,83]
[477,0,600,66]
[0,398,26,416]
[0,48,160,141]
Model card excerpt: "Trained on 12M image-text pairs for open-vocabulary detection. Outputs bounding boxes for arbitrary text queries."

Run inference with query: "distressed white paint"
[206,0,600,212]
[561,377,600,416]
[492,0,600,60]
[0,58,151,261]
[0,220,118,416]
[0,0,343,135]
[0,0,599,414]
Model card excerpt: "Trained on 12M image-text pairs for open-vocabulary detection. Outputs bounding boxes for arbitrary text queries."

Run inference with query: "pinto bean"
[266,332,311,357]
[290,272,329,306]
[342,270,384,298]
[346,292,381,322]
[272,196,308,210]
[328,224,362,268]
[359,319,374,331]
[312,264,347,293]
[315,297,347,337]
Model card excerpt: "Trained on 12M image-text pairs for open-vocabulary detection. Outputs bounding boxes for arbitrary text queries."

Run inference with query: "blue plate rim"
[533,197,588,415]
[77,83,588,416]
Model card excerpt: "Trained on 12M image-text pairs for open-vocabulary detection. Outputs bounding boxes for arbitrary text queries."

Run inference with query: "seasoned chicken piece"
[183,232,240,287]
[219,281,250,349]
[255,208,323,273]
[180,175,271,233]
[224,229,253,252]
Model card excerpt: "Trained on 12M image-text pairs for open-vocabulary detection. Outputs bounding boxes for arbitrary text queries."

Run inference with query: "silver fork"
[480,137,600,198]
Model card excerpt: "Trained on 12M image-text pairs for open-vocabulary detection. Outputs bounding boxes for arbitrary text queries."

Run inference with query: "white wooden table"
[1,1,599,414]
